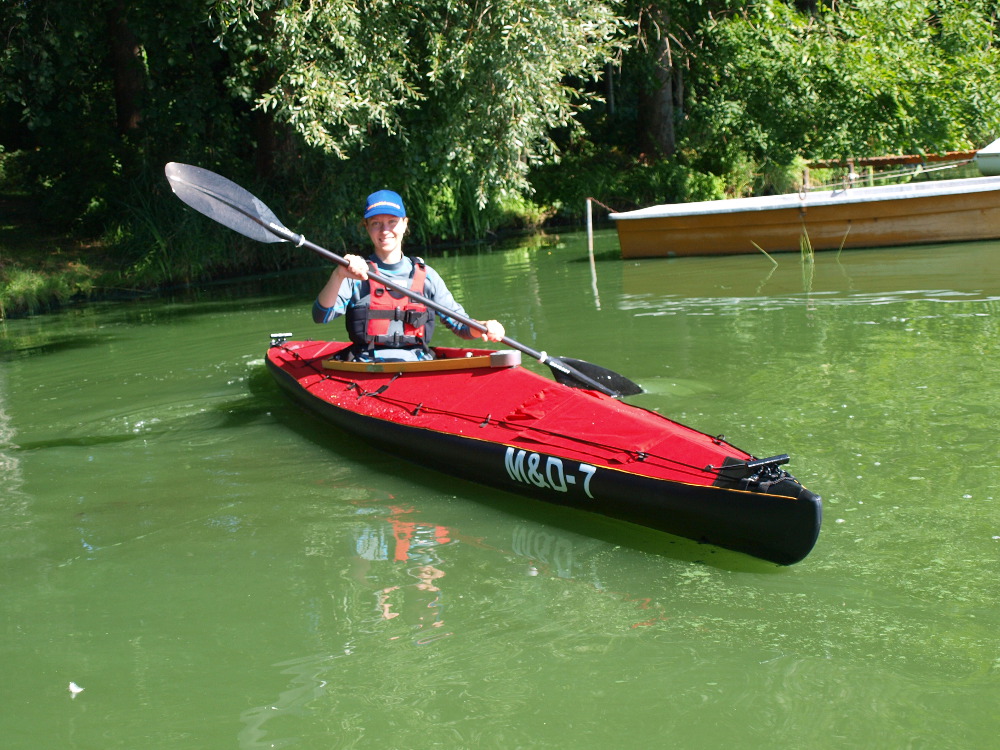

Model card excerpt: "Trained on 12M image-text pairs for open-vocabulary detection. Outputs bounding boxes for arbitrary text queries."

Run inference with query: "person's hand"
[478,319,505,342]
[339,254,369,281]
[318,255,367,309]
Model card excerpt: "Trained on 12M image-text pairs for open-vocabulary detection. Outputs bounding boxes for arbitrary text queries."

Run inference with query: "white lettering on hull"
[504,447,597,499]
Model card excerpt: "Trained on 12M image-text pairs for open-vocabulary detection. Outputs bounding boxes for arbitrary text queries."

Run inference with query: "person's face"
[366,214,407,256]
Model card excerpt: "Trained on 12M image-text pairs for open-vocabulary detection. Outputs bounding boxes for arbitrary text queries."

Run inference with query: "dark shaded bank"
[0,190,584,320]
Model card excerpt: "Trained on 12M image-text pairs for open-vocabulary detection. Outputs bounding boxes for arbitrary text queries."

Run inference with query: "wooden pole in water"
[586,198,601,310]
[587,197,594,256]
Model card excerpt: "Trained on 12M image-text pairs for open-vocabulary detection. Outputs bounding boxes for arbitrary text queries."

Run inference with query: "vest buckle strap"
[402,309,430,326]
[372,332,421,348]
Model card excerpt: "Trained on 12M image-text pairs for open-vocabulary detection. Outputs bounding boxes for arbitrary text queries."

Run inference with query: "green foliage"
[619,159,726,205]
[0,0,248,228]
[530,148,725,220]
[3,0,1000,314]
[0,0,626,263]
[109,165,312,287]
[761,155,812,196]
[683,0,1000,171]
[211,0,626,225]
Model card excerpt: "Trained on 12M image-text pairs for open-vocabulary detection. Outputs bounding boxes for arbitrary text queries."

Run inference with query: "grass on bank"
[0,191,110,319]
[0,265,98,320]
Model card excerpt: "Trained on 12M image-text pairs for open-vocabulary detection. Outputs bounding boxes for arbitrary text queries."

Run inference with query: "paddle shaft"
[268,228,618,396]
[269,223,617,395]
[163,162,634,397]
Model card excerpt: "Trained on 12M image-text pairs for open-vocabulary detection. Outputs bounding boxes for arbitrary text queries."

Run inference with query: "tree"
[4,0,999,252]
[620,1,733,157]
[0,0,242,223]
[108,0,144,135]
[210,0,626,229]
[2,0,626,239]
[684,0,1000,172]
[607,0,1000,194]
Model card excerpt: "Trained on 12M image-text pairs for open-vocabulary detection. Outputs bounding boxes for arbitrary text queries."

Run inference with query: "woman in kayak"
[313,189,505,362]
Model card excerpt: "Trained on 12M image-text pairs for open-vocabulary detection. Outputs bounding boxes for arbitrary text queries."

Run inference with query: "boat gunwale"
[609,175,1000,221]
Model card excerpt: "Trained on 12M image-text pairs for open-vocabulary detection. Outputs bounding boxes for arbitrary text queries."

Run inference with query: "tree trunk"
[252,109,277,179]
[605,62,616,116]
[251,8,279,179]
[637,10,677,157]
[107,1,143,134]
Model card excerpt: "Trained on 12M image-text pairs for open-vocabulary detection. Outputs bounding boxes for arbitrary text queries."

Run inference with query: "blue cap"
[364,190,406,219]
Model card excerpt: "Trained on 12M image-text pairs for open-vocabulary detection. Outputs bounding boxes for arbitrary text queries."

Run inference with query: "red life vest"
[348,259,433,352]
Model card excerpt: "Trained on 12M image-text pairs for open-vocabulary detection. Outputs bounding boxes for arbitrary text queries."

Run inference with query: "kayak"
[265,336,822,565]
[162,164,820,564]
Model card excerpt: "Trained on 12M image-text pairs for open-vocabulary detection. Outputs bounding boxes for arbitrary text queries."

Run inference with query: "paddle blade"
[548,356,644,397]
[164,162,288,244]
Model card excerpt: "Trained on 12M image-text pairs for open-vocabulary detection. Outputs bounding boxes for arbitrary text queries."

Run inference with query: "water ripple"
[624,289,1000,316]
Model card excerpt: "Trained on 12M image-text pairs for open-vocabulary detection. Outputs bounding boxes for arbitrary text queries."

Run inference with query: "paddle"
[164,162,643,397]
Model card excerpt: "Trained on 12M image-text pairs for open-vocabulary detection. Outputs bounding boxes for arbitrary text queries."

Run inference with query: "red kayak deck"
[267,340,754,487]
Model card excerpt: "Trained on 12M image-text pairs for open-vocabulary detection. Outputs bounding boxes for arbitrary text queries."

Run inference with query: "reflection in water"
[355,506,453,642]
[0,365,21,489]
[0,408,21,494]
[236,509,688,748]
[512,523,580,581]
[238,503,459,748]
[238,652,342,749]
[0,365,27,532]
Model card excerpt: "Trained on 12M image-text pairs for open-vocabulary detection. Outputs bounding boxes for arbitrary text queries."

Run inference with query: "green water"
[1,232,997,749]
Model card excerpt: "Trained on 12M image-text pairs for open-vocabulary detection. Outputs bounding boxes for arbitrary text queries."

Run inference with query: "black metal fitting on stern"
[745,454,790,472]
[738,454,795,495]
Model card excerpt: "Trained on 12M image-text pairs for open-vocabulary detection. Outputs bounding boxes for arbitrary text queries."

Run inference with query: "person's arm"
[312,254,368,323]
[424,267,505,342]
[462,318,505,342]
